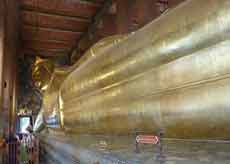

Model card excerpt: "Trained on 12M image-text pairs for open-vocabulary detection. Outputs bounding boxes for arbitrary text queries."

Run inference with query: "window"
[19,117,31,133]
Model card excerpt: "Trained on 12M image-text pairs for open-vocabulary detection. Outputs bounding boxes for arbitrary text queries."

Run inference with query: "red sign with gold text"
[136,135,159,144]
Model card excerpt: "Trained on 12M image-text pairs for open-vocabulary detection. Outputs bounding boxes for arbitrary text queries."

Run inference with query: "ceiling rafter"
[20,0,102,19]
[21,10,90,32]
[22,25,82,43]
[20,0,109,58]
[22,40,71,51]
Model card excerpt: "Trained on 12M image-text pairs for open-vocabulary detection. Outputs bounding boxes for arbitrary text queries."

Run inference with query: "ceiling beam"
[22,25,82,43]
[20,0,101,19]
[23,48,68,57]
[21,10,90,32]
[22,40,71,51]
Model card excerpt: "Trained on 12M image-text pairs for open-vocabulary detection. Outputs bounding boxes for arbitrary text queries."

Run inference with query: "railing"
[2,134,39,164]
[20,134,39,164]
[3,140,19,164]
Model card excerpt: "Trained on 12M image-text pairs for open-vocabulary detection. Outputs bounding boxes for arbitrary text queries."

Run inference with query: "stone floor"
[111,140,230,164]
[40,134,230,164]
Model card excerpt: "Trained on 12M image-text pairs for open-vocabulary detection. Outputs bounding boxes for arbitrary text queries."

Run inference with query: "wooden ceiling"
[20,0,106,58]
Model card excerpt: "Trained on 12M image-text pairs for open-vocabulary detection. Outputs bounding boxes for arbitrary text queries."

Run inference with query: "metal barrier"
[3,140,19,164]
[2,135,39,164]
[21,134,39,164]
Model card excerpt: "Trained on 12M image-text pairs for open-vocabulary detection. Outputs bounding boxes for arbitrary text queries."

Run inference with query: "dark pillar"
[2,0,19,139]
[116,0,160,33]
[0,1,19,163]
[0,0,5,142]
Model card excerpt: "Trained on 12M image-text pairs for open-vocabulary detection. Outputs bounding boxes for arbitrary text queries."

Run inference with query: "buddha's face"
[32,58,54,91]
